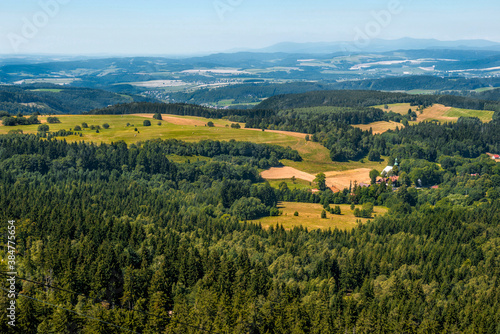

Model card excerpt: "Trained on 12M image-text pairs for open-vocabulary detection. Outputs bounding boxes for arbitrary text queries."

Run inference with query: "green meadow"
[0,114,389,173]
[444,107,495,122]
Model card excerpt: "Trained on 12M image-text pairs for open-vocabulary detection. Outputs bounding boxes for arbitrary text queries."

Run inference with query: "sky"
[0,0,499,55]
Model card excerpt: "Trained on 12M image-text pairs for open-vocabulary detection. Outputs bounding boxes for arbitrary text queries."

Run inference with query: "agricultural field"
[261,166,379,192]
[266,179,314,191]
[253,202,388,231]
[354,121,403,134]
[324,168,373,191]
[261,167,316,184]
[0,113,357,173]
[444,107,495,122]
[370,103,495,130]
[372,103,417,115]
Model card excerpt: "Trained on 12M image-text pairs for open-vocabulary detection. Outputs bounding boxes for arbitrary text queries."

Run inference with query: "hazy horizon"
[1,0,499,55]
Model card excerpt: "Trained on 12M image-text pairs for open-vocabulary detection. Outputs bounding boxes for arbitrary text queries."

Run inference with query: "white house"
[381,166,393,176]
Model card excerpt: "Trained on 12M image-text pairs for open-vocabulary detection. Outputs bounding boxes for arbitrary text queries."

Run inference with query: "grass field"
[0,114,392,174]
[474,87,497,93]
[444,108,495,122]
[406,90,437,95]
[166,155,212,164]
[31,88,64,93]
[266,179,314,191]
[253,202,388,231]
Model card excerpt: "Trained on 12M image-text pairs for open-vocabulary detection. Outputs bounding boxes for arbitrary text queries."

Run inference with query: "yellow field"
[366,103,496,131]
[324,168,372,191]
[253,202,388,231]
[354,121,403,134]
[373,103,417,115]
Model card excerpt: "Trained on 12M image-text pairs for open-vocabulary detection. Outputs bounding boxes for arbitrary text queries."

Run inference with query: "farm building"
[487,153,500,160]
[377,176,399,184]
[381,166,394,176]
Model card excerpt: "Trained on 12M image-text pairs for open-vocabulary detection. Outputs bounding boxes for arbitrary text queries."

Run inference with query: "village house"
[487,153,500,160]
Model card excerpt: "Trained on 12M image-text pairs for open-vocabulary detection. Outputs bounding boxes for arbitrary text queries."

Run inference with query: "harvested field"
[261,167,315,183]
[262,167,372,192]
[244,128,307,139]
[324,168,372,191]
[372,103,416,115]
[132,114,209,126]
[354,121,403,134]
[417,104,455,122]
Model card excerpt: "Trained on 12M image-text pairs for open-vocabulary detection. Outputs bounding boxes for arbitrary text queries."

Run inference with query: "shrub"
[321,210,327,219]
[102,123,110,129]
[270,207,280,216]
[38,124,49,132]
[354,208,361,217]
[46,117,61,124]
[207,121,215,127]
[368,150,381,162]
[294,211,299,217]
[74,125,82,131]
[153,113,163,120]
[2,117,17,126]
[81,122,88,128]
[143,120,151,127]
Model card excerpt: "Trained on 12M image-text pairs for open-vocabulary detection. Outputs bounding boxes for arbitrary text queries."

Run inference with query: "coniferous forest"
[0,123,499,333]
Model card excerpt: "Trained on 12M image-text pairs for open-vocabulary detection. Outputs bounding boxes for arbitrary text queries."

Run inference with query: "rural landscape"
[1,1,500,333]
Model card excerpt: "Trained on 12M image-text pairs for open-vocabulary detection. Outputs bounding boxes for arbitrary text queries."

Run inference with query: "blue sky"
[0,0,499,55]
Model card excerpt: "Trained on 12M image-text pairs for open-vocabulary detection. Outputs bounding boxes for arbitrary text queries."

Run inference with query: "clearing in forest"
[354,121,403,134]
[253,202,388,231]
[262,167,373,192]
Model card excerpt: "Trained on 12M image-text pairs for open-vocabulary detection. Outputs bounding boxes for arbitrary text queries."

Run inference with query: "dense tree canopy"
[0,132,499,333]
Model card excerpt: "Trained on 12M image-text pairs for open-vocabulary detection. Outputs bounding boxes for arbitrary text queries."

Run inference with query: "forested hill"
[1,134,500,332]
[0,85,151,115]
[256,90,500,114]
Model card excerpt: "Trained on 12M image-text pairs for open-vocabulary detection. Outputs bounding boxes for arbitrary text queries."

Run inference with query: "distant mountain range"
[243,38,500,54]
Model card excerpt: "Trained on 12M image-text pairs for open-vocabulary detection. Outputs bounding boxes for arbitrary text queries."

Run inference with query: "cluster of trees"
[46,116,60,124]
[2,114,40,126]
[246,107,388,129]
[147,138,301,164]
[0,132,499,333]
